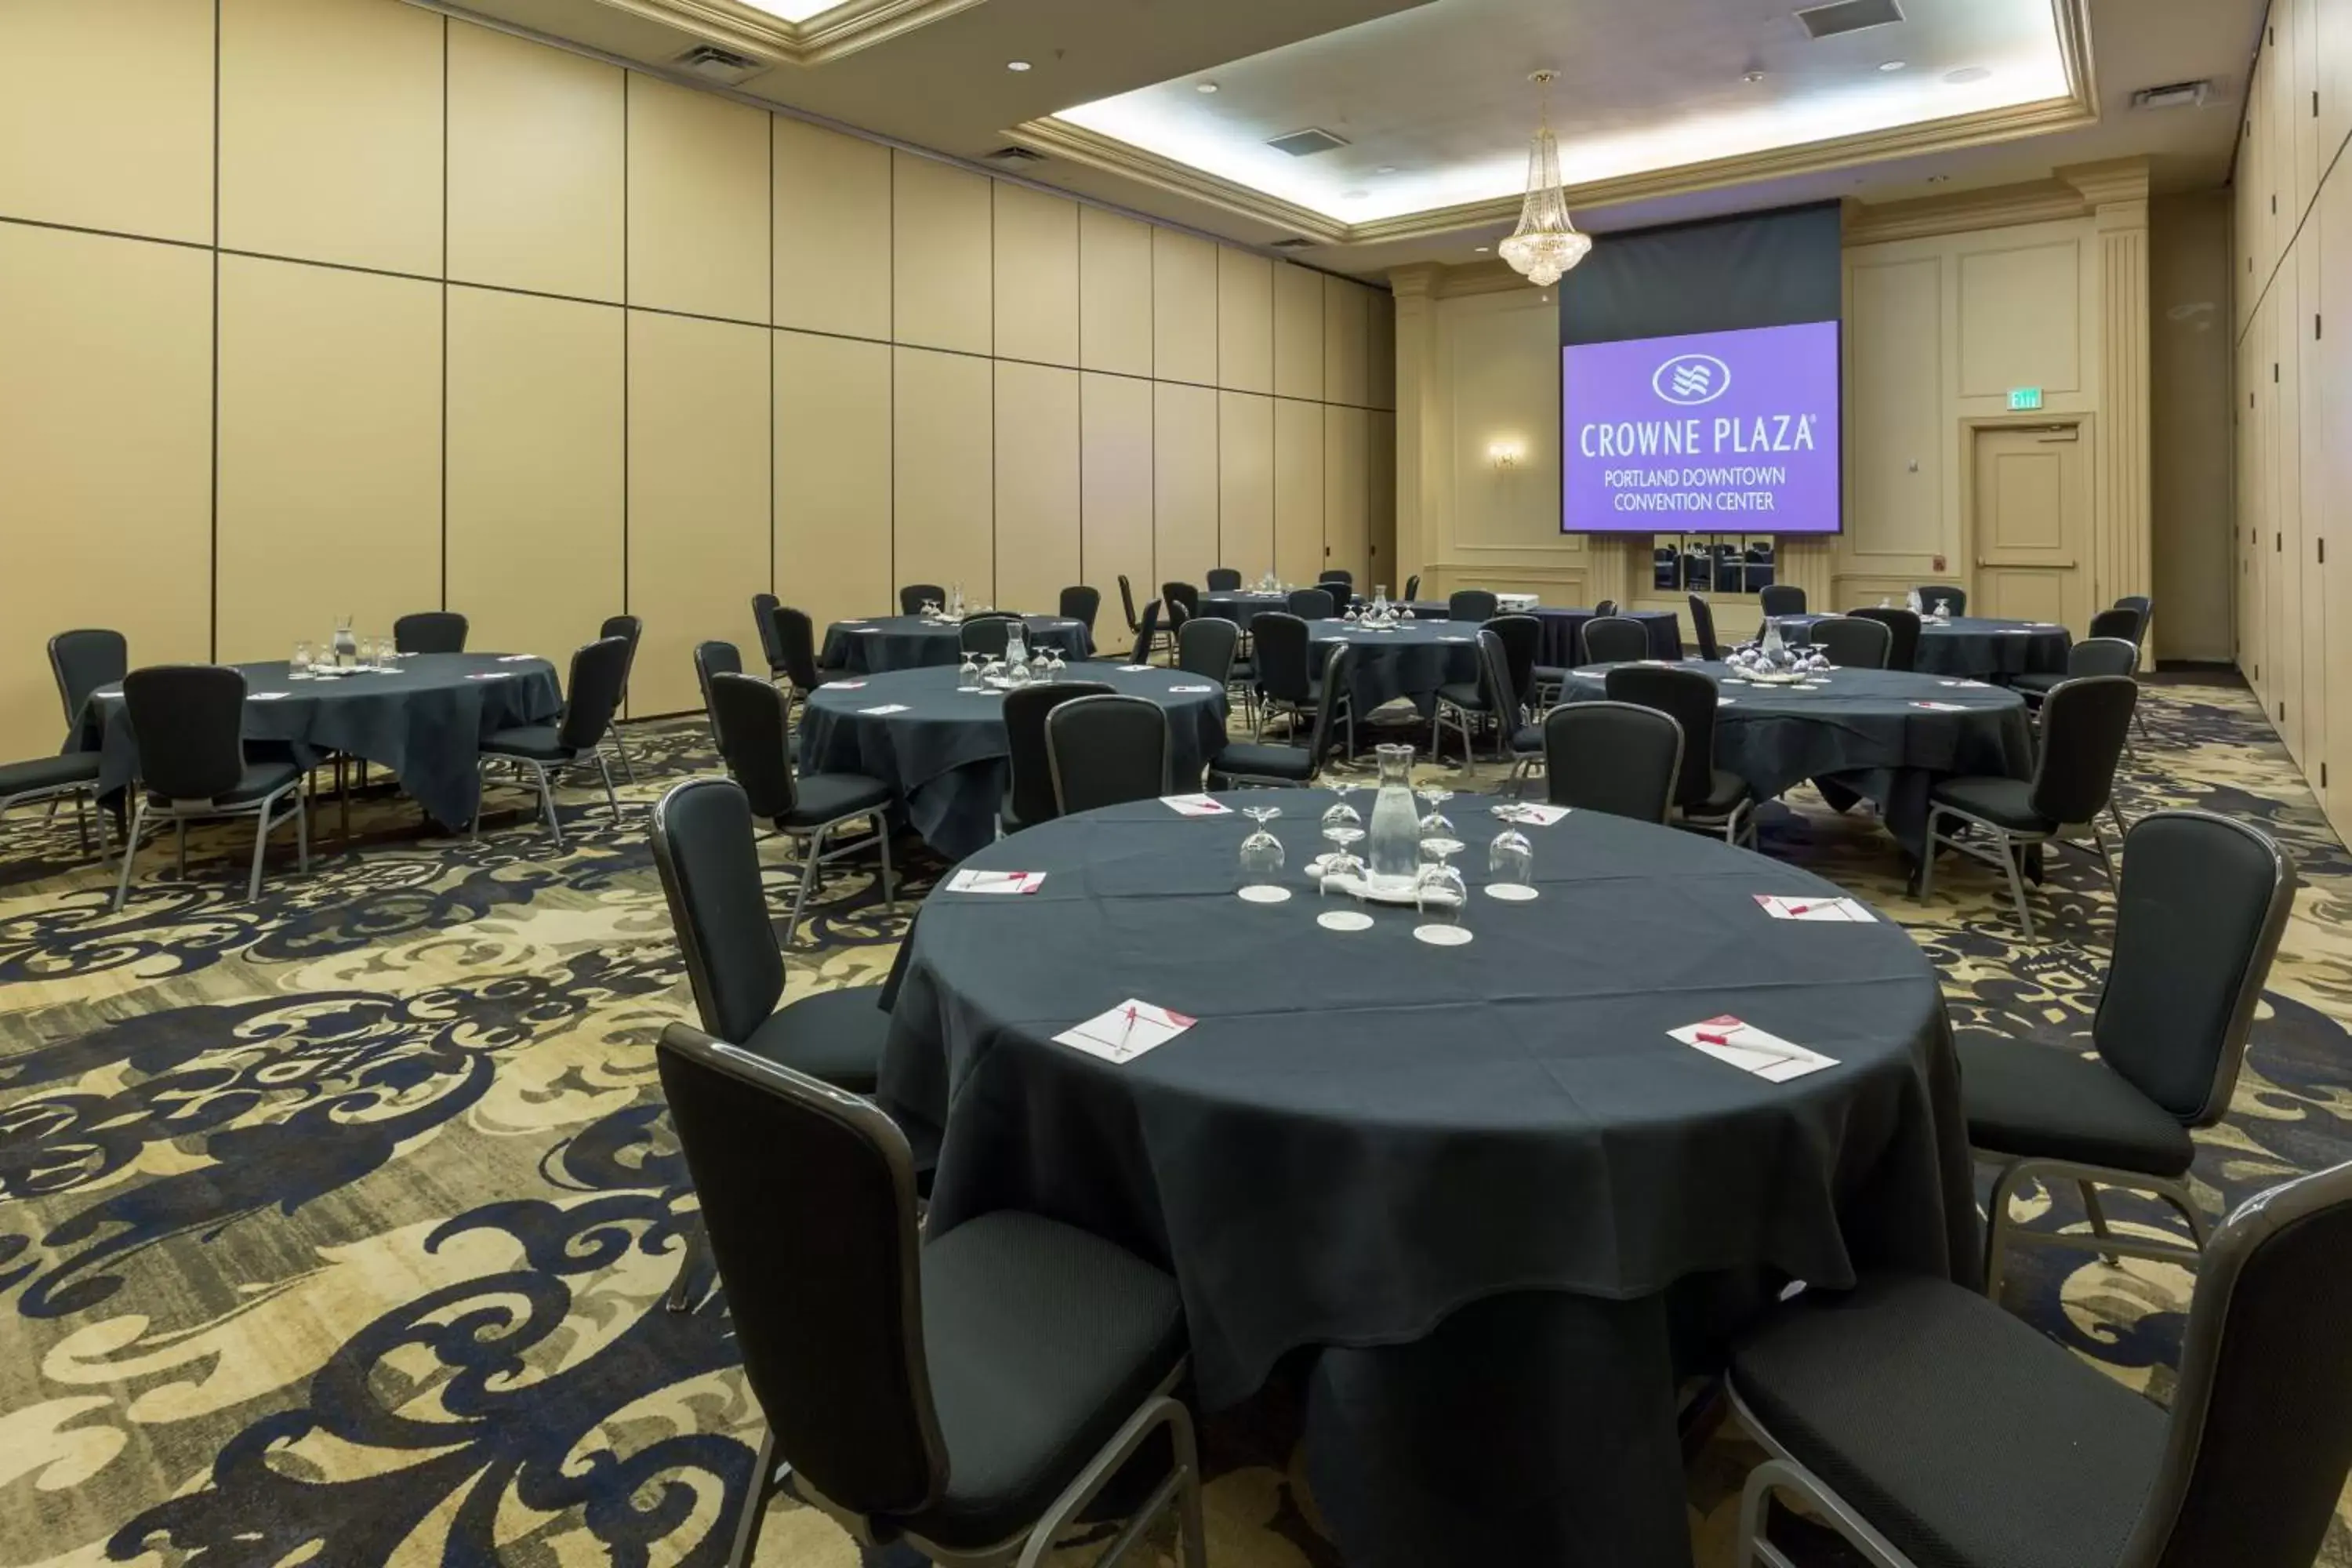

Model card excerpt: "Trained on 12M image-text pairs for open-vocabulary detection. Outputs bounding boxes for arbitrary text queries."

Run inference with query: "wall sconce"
[1488,439,1524,470]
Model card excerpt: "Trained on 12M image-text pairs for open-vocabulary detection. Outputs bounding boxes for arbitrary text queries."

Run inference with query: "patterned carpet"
[2,673,2348,1568]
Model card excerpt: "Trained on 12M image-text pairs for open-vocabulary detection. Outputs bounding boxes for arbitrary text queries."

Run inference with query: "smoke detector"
[1267,128,1351,158]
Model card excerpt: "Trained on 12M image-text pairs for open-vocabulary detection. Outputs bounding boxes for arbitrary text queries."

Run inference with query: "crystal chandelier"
[1497,70,1592,289]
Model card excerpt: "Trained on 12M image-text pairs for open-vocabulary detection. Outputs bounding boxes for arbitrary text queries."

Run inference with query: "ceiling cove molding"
[1011,0,2098,249]
[583,0,990,66]
[1841,178,2096,246]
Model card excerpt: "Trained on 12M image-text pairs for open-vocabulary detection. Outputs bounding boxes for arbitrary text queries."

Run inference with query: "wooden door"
[2267,287,2304,757]
[1970,423,2092,630]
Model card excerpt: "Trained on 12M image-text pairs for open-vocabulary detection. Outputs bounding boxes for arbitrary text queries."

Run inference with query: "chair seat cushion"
[1530,664,1567,685]
[737,983,887,1094]
[894,1210,1185,1551]
[779,771,893,829]
[146,757,302,808]
[1930,775,2053,833]
[1436,681,1488,713]
[1730,1272,2166,1568]
[1959,1036,2194,1176]
[481,724,579,764]
[1686,768,1751,817]
[0,751,101,798]
[1210,742,1316,782]
[1509,724,1544,757]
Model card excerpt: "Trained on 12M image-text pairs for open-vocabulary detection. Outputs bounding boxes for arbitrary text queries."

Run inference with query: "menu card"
[1492,802,1569,826]
[1054,1000,1196,1062]
[1162,794,1232,816]
[1670,1014,1838,1082]
[1754,895,1876,924]
[945,869,1045,895]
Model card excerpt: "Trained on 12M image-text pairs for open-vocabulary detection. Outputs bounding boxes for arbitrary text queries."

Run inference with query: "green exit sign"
[2008,387,2045,412]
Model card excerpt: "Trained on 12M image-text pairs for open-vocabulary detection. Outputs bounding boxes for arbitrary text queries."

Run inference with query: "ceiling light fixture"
[1498,70,1592,291]
[1196,81,1219,94]
[1944,66,1991,84]
[1743,69,1767,84]
[1878,60,1907,71]
[1377,165,1399,174]
[1006,59,1032,71]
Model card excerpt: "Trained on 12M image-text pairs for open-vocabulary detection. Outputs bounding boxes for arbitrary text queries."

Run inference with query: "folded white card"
[858,703,911,715]
[829,680,867,689]
[946,868,1044,894]
[1755,895,1877,924]
[1119,664,1153,673]
[1054,999,1196,1063]
[1938,679,1987,688]
[1167,684,1217,694]
[497,654,538,662]
[466,672,512,681]
[1909,699,1969,712]
[1491,801,1570,826]
[1162,793,1232,816]
[1671,1014,1838,1083]
[249,691,289,702]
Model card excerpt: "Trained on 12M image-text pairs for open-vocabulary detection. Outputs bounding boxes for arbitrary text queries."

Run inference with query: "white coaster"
[1483,884,1538,902]
[1414,924,1474,946]
[1238,885,1292,903]
[1317,910,1374,932]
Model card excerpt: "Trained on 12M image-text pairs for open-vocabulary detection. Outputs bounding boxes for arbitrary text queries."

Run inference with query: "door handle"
[1976,558,2076,569]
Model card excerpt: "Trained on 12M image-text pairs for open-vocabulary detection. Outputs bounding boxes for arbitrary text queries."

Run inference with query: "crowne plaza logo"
[1653,352,1731,407]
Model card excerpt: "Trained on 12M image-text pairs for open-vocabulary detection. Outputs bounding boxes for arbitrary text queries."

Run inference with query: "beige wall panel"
[993,183,1079,367]
[1956,241,2082,397]
[1153,230,1218,386]
[1274,399,1327,586]
[774,116,892,340]
[893,347,995,601]
[1218,248,1275,393]
[216,256,441,664]
[447,23,624,302]
[1368,292,1397,410]
[220,0,442,274]
[1082,374,1156,622]
[1448,296,1562,550]
[1273,263,1326,401]
[2149,193,2237,662]
[1154,383,1220,586]
[627,74,768,322]
[777,329,893,629]
[1218,393,1276,582]
[0,0,213,243]
[1080,208,1154,377]
[445,289,624,666]
[1324,404,1370,586]
[0,226,210,757]
[993,362,1082,615]
[1323,277,1370,407]
[1848,256,1945,558]
[893,153,993,355]
[1368,411,1398,589]
[629,313,770,714]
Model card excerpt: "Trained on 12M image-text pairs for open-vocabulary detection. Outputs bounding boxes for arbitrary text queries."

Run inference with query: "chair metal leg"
[1994,829,2034,940]
[112,800,150,910]
[1917,807,1941,902]
[2079,1178,2122,1265]
[666,1232,701,1314]
[727,1428,781,1568]
[2109,800,2132,842]
[596,752,622,822]
[2090,822,2118,886]
[246,800,270,902]
[533,762,564,848]
[609,726,637,783]
[72,792,89,854]
[877,822,897,916]
[296,786,310,874]
[174,817,188,880]
[784,823,828,948]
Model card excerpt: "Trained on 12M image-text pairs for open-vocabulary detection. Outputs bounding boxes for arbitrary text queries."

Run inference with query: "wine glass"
[982,655,1005,688]
[1046,649,1068,683]
[291,641,314,679]
[957,652,982,691]
[1487,830,1537,901]
[1414,862,1471,945]
[1415,782,1455,841]
[1238,818,1287,902]
[1320,792,1364,871]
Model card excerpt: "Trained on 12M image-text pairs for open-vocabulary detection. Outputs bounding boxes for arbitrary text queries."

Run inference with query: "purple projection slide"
[1562,320,1842,534]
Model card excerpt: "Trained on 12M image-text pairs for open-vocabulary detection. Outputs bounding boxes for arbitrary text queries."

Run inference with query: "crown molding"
[1010,0,2098,249]
[1842,177,2095,246]
[584,0,988,66]
[2056,156,2152,209]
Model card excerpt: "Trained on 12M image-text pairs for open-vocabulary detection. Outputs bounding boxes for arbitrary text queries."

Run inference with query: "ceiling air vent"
[675,44,761,82]
[1269,238,1319,249]
[1793,0,1904,42]
[1267,128,1351,158]
[985,146,1048,165]
[2131,80,2213,111]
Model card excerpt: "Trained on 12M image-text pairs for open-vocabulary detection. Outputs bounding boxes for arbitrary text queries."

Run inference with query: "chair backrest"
[2067,636,2141,679]
[1580,615,1651,666]
[1475,627,1523,724]
[752,593,789,675]
[50,628,128,731]
[2028,674,2136,826]
[2090,606,2143,644]
[1127,598,1163,665]
[1059,584,1101,633]
[2118,1158,2352,1568]
[959,613,1019,659]
[1851,606,1921,672]
[1319,568,1354,591]
[1205,568,1242,592]
[599,614,642,704]
[1605,664,1720,811]
[1118,574,1142,633]
[708,672,800,820]
[1809,615,1893,669]
[122,664,247,800]
[1916,584,1966,616]
[1593,598,1618,617]
[650,778,785,1040]
[693,640,743,746]
[1688,594,1722,661]
[1161,582,1201,619]
[1046,694,1171,814]
[899,584,945,616]
[771,606,822,691]
[1403,573,1421,601]
[1301,645,1355,774]
[1287,587,1336,621]
[1449,588,1499,623]
[2114,594,2153,648]
[1001,681,1113,829]
[1252,612,1313,704]
[1543,702,1682,822]
[2094,811,2292,1129]
[1759,584,1807,617]
[1484,615,1540,717]
[1163,593,1191,637]
[655,1025,947,1522]
[1177,615,1239,684]
[394,611,468,655]
[559,635,635,753]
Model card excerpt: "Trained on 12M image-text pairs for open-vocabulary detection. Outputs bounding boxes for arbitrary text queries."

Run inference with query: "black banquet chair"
[1120,598,1164,667]
[999,681,1112,836]
[1318,568,1354,594]
[597,613,644,783]
[1210,647,1352,788]
[772,604,848,715]
[958,613,1022,660]
[1205,568,1243,593]
[656,1024,1205,1568]
[1046,695,1171,814]
[752,593,789,683]
[1058,585,1100,636]
[1966,810,2292,1300]
[1687,594,1723,662]
[900,583,946,616]
[1403,573,1421,601]
[708,672,895,947]
[1542,702,1682,824]
[1724,1156,2352,1568]
[2013,632,2140,716]
[0,746,106,859]
[693,640,743,752]
[1919,673,2136,939]
[1286,587,1336,622]
[1916,583,1967,617]
[1161,582,1201,623]
[475,635,631,848]
[1248,612,1327,743]
[1447,588,1499,623]
[1433,626,1523,768]
[50,628,127,736]
[393,611,468,655]
[1176,615,1239,688]
[1606,664,1755,846]
[1579,615,1651,666]
[1851,606,1920,672]
[111,664,308,909]
[1758,584,1806,618]
[1808,615,1892,670]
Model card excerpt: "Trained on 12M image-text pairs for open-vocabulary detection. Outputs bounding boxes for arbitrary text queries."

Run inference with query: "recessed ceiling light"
[1944,66,1992,84]
[1195,82,1219,94]
[1473,245,1490,252]
[1743,69,1767,83]
[1341,189,1370,200]
[1376,165,1399,174]
[1006,59,1032,71]
[1926,174,1950,183]
[1878,60,1907,72]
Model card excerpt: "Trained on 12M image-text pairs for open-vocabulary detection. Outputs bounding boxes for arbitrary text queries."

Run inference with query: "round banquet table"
[796,663,1228,858]
[1197,590,1293,630]
[818,613,1095,675]
[75,653,564,829]
[1562,660,2031,860]
[1304,619,1482,716]
[879,791,1976,1568]
[1769,612,2071,679]
[1388,603,1686,665]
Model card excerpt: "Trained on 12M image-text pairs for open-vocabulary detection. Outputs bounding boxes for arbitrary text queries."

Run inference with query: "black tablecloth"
[77,654,564,829]
[819,614,1095,675]
[1304,620,1481,717]
[1769,614,2070,679]
[797,664,1229,858]
[880,791,1974,1566]
[1563,661,2032,857]
[1198,591,1293,630]
[1529,607,1682,666]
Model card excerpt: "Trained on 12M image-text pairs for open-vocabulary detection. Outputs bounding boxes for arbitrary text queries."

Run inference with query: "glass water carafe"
[1366,743,1421,895]
[1005,623,1029,669]
[331,617,358,668]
